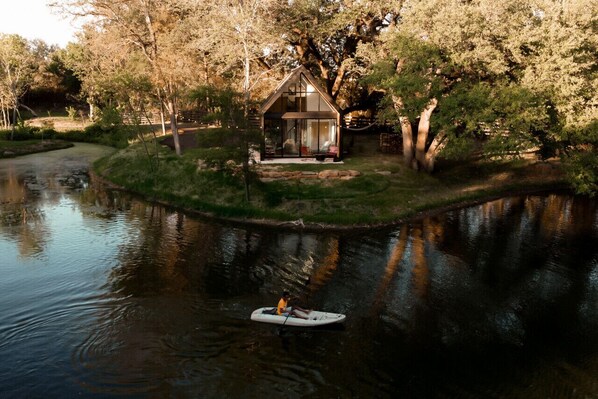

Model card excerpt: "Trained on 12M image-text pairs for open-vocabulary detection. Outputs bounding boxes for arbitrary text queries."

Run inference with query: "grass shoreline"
[91,168,569,232]
[91,137,570,231]
[0,139,74,158]
[2,136,570,230]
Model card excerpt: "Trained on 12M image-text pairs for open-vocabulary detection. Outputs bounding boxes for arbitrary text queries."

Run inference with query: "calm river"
[0,144,596,398]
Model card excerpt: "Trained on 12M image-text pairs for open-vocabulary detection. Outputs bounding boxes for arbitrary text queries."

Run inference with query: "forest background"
[0,0,596,196]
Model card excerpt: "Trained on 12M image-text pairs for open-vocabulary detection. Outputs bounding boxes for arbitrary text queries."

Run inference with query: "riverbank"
[0,139,74,158]
[93,135,569,230]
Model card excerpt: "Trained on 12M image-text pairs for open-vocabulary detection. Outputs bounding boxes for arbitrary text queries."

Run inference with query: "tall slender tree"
[192,0,285,116]
[0,34,38,134]
[191,0,286,202]
[54,0,201,155]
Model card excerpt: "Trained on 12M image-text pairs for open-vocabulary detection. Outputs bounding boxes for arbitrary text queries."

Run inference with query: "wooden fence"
[121,110,260,128]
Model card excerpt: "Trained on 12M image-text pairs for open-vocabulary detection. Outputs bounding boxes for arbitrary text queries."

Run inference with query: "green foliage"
[47,48,82,95]
[277,0,405,103]
[195,127,241,148]
[95,143,255,215]
[563,151,598,197]
[364,34,448,121]
[440,135,477,161]
[66,106,78,120]
[360,0,595,189]
[190,86,262,201]
[59,124,130,148]
[57,106,131,148]
[192,125,262,200]
[0,34,38,115]
[561,120,598,196]
[1,125,60,141]
[33,128,58,140]
[188,85,219,114]
[430,82,494,160]
[96,106,123,129]
[192,147,245,170]
[481,85,561,159]
[562,120,598,147]
[366,33,564,164]
[387,36,446,117]
[0,125,35,141]
[189,86,246,128]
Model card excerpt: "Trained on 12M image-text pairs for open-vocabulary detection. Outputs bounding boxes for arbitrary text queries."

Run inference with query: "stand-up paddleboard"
[250,307,346,327]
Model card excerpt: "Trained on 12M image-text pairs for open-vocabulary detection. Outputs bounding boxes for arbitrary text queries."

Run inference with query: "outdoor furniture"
[284,139,298,154]
[327,145,338,157]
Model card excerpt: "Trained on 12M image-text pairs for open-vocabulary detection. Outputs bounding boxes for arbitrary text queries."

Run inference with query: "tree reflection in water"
[0,145,596,398]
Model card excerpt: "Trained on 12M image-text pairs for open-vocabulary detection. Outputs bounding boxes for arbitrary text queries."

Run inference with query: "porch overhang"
[281,111,338,119]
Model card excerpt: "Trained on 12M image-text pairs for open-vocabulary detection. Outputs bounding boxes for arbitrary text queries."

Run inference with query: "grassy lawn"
[95,133,568,227]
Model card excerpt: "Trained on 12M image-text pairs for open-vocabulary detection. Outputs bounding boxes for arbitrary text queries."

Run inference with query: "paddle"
[276,312,291,336]
[277,289,308,335]
[282,311,292,327]
[277,295,297,335]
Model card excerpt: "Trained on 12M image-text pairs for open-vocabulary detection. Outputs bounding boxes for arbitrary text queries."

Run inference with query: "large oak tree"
[274,0,406,114]
[362,0,596,179]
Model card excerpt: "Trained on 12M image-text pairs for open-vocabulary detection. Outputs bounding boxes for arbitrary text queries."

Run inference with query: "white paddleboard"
[250,307,346,327]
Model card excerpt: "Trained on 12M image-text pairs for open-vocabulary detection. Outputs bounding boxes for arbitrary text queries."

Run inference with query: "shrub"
[33,129,58,139]
[0,126,37,141]
[97,106,123,128]
[66,106,78,120]
[84,123,107,137]
[61,125,130,148]
[196,127,241,148]
[60,129,88,142]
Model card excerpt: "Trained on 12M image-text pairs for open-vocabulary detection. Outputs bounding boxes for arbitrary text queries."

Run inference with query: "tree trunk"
[1,102,7,129]
[156,90,167,136]
[166,99,181,156]
[400,116,416,169]
[19,103,36,116]
[330,62,347,100]
[243,152,251,202]
[423,131,447,173]
[415,98,438,167]
[159,109,166,136]
[393,95,417,169]
[11,105,17,139]
[243,45,250,118]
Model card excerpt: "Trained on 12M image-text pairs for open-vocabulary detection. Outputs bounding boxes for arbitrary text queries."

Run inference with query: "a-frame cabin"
[260,66,342,160]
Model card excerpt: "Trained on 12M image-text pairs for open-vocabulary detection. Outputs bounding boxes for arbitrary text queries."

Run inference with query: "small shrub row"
[61,124,131,148]
[0,126,62,140]
[1,124,130,149]
[0,126,38,141]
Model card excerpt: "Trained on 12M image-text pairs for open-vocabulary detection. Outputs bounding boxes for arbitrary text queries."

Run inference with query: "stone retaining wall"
[258,169,360,181]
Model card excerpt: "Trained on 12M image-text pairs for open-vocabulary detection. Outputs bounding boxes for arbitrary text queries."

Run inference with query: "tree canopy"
[0,34,39,132]
[359,0,597,190]
[19,0,596,195]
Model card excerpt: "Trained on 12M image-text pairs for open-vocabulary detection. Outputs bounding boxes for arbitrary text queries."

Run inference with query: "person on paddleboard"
[277,291,311,319]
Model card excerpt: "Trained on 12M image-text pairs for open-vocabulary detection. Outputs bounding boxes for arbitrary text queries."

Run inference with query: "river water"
[0,144,596,398]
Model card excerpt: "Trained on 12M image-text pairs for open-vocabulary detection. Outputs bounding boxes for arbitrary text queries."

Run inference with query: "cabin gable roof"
[259,66,341,115]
